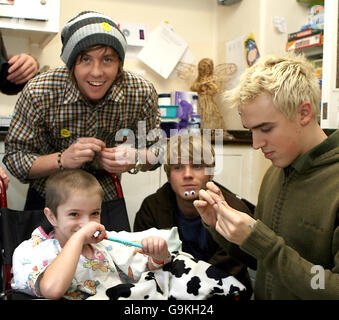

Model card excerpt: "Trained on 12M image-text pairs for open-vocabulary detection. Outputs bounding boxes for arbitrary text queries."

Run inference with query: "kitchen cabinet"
[212,145,270,205]
[122,167,162,229]
[0,0,60,48]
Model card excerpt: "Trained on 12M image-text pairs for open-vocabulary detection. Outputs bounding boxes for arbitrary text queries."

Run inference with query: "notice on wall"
[137,23,188,79]
[225,36,247,89]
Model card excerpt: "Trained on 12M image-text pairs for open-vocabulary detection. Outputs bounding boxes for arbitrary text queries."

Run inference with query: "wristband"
[57,152,64,170]
[150,257,164,267]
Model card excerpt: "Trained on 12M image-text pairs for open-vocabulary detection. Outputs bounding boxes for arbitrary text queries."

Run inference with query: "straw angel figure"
[175,58,237,131]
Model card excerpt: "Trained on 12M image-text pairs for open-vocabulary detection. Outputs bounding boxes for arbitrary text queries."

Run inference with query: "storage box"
[159,105,178,118]
[287,28,322,42]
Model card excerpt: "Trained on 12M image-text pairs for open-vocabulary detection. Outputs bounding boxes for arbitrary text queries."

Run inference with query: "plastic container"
[159,105,179,118]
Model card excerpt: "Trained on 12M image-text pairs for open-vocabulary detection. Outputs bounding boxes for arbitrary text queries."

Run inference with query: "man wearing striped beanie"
[60,11,127,70]
[59,11,128,106]
[4,11,162,229]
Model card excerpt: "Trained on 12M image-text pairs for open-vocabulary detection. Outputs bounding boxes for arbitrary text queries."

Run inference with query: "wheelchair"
[0,172,130,300]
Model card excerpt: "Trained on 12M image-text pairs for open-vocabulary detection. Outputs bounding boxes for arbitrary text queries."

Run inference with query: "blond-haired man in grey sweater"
[194,53,339,300]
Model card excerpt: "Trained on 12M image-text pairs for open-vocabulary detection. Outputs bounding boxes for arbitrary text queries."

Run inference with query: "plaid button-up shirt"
[3,67,161,200]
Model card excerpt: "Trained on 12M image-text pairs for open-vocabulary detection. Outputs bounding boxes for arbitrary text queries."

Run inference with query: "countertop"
[0,128,254,145]
[0,128,336,145]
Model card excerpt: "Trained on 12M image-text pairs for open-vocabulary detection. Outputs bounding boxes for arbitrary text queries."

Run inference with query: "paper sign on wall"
[225,36,247,90]
[137,23,188,79]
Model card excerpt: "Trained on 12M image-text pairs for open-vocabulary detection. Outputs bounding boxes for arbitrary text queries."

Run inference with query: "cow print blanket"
[104,251,246,300]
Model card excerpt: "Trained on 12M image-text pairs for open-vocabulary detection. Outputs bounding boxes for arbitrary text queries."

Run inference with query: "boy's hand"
[137,236,169,263]
[214,198,256,246]
[76,221,106,245]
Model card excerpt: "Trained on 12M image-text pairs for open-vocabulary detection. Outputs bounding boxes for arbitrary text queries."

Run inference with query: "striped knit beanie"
[60,11,127,69]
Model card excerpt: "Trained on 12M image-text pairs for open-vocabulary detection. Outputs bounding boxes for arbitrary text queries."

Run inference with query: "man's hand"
[213,197,257,246]
[194,181,256,246]
[193,181,225,227]
[61,137,105,169]
[7,54,39,84]
[98,146,137,173]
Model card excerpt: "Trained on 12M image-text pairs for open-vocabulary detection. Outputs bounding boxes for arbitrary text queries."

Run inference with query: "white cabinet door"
[214,151,244,197]
[121,168,162,229]
[213,145,270,205]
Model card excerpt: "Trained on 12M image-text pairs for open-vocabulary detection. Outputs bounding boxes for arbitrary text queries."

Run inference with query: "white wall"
[216,0,309,59]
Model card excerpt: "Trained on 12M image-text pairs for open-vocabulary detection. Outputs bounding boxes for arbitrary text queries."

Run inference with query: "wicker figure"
[176,58,237,130]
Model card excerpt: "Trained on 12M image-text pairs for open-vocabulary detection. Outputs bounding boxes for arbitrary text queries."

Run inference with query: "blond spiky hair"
[224,53,320,120]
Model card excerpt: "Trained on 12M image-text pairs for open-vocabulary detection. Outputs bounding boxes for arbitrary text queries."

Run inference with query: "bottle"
[188,94,201,135]
[189,115,201,135]
[191,94,199,115]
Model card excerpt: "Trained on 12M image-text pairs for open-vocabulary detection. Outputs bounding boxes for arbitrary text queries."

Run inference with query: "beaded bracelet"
[57,152,64,170]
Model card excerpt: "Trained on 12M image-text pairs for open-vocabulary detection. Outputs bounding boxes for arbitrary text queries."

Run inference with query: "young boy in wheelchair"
[11,169,171,300]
